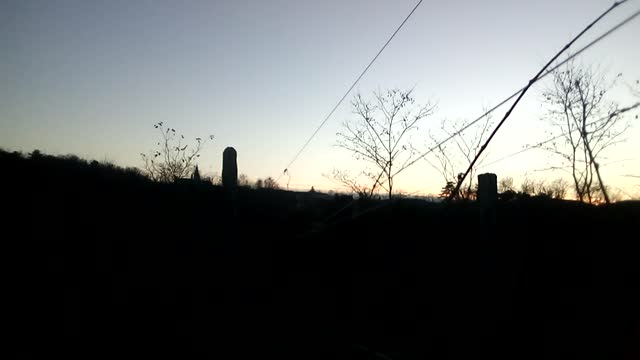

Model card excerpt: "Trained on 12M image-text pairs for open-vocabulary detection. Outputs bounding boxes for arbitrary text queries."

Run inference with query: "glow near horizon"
[1,0,639,197]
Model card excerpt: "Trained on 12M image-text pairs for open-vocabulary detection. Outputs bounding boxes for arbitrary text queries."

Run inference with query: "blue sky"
[1,0,639,196]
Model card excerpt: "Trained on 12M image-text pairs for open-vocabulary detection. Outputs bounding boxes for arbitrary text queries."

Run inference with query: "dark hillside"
[2,149,638,359]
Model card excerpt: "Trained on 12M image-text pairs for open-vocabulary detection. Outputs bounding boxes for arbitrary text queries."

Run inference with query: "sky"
[1,0,639,196]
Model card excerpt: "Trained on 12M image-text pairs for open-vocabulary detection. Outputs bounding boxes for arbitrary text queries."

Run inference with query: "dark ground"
[3,149,639,359]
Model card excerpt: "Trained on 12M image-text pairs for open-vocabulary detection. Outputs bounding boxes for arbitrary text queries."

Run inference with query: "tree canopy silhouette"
[334,88,435,198]
[541,59,631,203]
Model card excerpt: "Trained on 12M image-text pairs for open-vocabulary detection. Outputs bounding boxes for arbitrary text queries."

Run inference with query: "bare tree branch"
[334,88,435,198]
[140,122,213,183]
[541,58,630,203]
[426,112,494,200]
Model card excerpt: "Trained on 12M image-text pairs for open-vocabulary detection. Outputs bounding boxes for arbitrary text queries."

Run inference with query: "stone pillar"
[222,147,238,189]
[477,173,497,224]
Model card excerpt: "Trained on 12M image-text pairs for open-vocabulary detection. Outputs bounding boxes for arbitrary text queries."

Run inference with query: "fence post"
[222,147,238,189]
[222,147,238,217]
[477,173,497,225]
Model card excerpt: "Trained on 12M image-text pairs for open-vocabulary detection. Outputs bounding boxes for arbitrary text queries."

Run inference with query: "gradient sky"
[2,0,639,196]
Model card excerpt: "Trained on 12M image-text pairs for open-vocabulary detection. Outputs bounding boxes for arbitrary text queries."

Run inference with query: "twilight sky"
[1,0,639,196]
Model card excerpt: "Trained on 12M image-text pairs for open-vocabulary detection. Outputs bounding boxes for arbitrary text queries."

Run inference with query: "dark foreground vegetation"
[3,149,639,359]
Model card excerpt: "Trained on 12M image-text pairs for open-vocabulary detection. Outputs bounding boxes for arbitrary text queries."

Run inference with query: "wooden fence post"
[477,173,497,225]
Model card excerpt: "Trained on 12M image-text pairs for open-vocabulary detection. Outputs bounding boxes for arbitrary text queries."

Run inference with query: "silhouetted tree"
[516,177,568,199]
[323,168,381,200]
[439,180,456,199]
[141,122,214,183]
[209,172,221,185]
[499,190,518,201]
[498,176,514,193]
[238,174,250,187]
[263,177,279,190]
[541,59,631,204]
[520,177,536,196]
[593,184,624,203]
[548,178,570,199]
[533,180,554,198]
[335,88,435,198]
[426,111,494,200]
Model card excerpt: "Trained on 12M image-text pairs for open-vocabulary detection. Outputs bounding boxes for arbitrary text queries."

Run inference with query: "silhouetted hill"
[2,149,639,359]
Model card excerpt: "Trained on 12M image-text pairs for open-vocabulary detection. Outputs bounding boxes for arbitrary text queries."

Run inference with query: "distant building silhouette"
[191,165,201,181]
[175,165,206,185]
